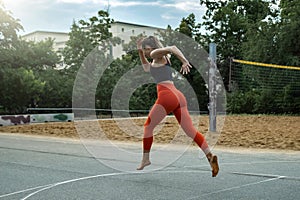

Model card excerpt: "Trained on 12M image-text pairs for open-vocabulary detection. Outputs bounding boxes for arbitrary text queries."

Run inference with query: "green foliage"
[36,69,73,108]
[0,3,23,48]
[62,21,94,72]
[118,18,210,112]
[62,10,123,113]
[0,4,61,114]
[174,15,209,111]
[200,0,299,114]
[277,0,300,66]
[0,39,59,70]
[0,66,44,114]
[63,10,120,74]
[0,0,299,115]
[114,34,157,111]
[200,0,279,90]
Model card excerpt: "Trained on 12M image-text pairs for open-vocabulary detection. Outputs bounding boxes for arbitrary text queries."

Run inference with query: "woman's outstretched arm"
[150,45,192,74]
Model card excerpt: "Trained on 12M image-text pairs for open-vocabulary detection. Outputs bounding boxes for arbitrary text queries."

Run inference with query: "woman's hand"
[180,61,192,75]
[137,37,144,50]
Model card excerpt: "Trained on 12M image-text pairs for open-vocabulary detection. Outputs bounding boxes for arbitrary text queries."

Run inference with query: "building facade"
[109,21,164,57]
[22,31,69,52]
[22,21,164,59]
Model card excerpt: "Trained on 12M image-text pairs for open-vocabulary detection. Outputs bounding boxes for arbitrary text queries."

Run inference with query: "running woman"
[136,36,219,177]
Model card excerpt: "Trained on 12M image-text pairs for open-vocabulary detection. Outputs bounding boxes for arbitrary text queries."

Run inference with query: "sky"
[2,0,207,35]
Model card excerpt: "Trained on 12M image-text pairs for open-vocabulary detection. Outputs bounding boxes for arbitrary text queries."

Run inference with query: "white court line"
[184,160,300,169]
[0,184,53,198]
[221,160,300,165]
[183,157,300,198]
[0,172,128,199]
[187,176,285,200]
[19,172,134,200]
[1,166,297,199]
[0,170,203,200]
[184,160,300,180]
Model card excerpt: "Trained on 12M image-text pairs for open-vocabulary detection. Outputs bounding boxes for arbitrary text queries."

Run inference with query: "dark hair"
[142,36,163,49]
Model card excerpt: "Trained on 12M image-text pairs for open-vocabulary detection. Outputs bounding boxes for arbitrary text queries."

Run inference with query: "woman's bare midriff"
[157,80,173,84]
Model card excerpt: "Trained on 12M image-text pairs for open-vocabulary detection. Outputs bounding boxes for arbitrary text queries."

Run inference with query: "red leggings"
[143,82,210,154]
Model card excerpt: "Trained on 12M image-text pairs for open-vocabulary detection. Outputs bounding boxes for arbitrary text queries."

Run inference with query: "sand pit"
[0,115,299,151]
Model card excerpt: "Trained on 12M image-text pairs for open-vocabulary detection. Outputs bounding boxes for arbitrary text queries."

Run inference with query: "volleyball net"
[229,58,300,113]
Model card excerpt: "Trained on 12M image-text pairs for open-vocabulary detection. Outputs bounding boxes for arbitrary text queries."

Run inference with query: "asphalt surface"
[0,133,299,200]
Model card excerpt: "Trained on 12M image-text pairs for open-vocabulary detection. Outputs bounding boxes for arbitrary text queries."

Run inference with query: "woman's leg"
[173,105,219,177]
[173,106,210,154]
[137,103,167,170]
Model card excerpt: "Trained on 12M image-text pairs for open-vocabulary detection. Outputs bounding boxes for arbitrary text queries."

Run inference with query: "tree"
[199,0,278,90]
[229,0,300,114]
[63,10,121,112]
[0,2,62,113]
[0,66,45,114]
[173,15,209,111]
[176,13,201,38]
[0,2,23,48]
[36,68,73,108]
[0,2,23,67]
[277,0,300,66]
[63,10,120,73]
[121,34,157,111]
[123,19,210,112]
[62,21,93,72]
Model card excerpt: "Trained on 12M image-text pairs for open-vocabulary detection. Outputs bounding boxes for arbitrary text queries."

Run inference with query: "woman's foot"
[137,152,151,170]
[136,160,151,170]
[209,155,219,177]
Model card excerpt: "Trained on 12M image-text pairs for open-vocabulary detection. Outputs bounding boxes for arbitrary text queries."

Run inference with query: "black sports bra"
[150,57,172,83]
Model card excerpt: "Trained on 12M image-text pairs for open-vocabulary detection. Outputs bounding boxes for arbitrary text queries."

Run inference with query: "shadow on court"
[0,133,299,200]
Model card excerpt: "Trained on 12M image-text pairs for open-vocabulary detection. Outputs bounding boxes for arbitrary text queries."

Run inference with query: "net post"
[209,43,217,132]
[229,57,233,92]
